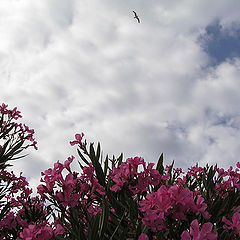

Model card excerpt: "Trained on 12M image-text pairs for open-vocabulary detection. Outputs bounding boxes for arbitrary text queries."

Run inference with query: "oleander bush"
[0,103,240,239]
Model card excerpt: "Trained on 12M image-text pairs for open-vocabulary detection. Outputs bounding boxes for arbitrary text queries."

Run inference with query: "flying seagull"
[133,11,140,23]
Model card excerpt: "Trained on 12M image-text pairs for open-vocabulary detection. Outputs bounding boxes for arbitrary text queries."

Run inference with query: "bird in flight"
[133,11,140,23]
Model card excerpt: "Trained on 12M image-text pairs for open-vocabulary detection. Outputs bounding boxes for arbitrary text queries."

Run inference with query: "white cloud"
[1,0,240,189]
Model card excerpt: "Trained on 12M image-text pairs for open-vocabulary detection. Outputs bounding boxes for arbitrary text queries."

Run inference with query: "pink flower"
[236,162,240,168]
[168,184,195,220]
[222,212,240,236]
[195,196,211,219]
[19,224,54,240]
[181,219,217,240]
[139,185,172,231]
[110,163,130,192]
[88,205,102,216]
[138,233,149,240]
[55,173,80,207]
[181,231,191,240]
[127,156,144,174]
[32,140,38,150]
[10,107,22,119]
[37,184,48,199]
[0,212,17,230]
[70,133,84,146]
[19,224,36,239]
[82,163,95,179]
[0,103,9,114]
[36,226,53,239]
[64,155,74,171]
[54,223,65,236]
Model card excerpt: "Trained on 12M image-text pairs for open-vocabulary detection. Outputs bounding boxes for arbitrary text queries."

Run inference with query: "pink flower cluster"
[181,219,217,240]
[0,103,22,119]
[70,133,84,146]
[222,209,240,238]
[0,103,37,152]
[0,170,45,238]
[214,163,240,197]
[0,169,65,239]
[110,156,168,194]
[0,112,240,240]
[16,221,65,240]
[37,156,105,234]
[138,184,210,232]
[35,135,240,239]
[38,156,105,207]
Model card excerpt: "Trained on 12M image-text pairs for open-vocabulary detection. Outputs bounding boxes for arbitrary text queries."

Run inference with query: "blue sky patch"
[200,21,240,66]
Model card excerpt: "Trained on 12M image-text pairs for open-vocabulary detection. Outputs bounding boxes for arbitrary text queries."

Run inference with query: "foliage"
[0,103,240,239]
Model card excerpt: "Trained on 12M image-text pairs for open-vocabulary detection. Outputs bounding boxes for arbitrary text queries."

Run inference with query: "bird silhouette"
[133,11,140,23]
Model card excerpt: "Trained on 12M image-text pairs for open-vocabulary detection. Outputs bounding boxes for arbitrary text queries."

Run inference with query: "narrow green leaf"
[104,155,109,177]
[117,153,123,168]
[96,142,101,162]
[89,143,106,187]
[0,202,10,220]
[90,214,100,240]
[94,160,106,187]
[0,139,11,157]
[168,160,174,174]
[167,160,175,185]
[89,143,96,163]
[99,199,110,238]
[9,154,28,161]
[77,149,89,165]
[126,193,138,222]
[156,153,164,174]
[109,210,126,240]
[78,160,84,170]
[0,124,15,138]
[5,140,24,159]
[0,114,3,128]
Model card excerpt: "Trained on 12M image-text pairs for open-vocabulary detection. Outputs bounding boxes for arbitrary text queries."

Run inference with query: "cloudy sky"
[1,0,240,188]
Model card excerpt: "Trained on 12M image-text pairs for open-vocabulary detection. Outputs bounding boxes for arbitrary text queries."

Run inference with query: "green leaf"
[90,143,96,162]
[168,160,174,174]
[9,154,28,161]
[109,210,126,240]
[5,140,24,160]
[89,214,100,240]
[0,139,11,157]
[156,153,164,174]
[0,124,15,140]
[68,208,87,240]
[0,114,3,128]
[104,155,109,177]
[77,148,89,166]
[78,160,84,170]
[0,202,11,220]
[117,153,123,168]
[96,142,101,162]
[167,160,175,184]
[126,192,138,223]
[89,143,106,187]
[99,199,110,238]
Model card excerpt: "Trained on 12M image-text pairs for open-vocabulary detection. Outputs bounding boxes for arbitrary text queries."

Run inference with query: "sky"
[1,0,240,189]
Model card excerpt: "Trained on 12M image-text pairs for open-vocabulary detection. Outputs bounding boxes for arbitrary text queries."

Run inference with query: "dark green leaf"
[5,140,24,160]
[96,142,101,162]
[89,143,106,187]
[104,155,109,177]
[77,148,89,165]
[117,153,123,168]
[99,199,110,238]
[156,153,164,174]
